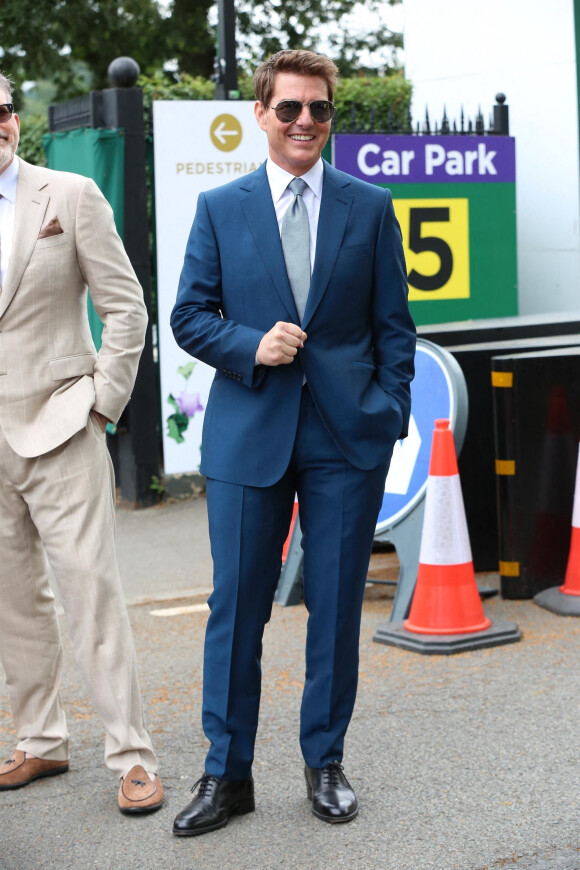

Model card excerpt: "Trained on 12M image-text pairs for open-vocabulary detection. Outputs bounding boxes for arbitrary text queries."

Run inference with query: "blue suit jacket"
[171,160,416,487]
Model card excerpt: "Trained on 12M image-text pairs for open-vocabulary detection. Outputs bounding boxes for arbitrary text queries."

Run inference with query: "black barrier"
[418,319,580,572]
[492,347,580,598]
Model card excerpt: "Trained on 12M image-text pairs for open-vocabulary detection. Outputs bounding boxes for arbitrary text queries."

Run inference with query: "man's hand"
[256,322,307,367]
[91,410,110,432]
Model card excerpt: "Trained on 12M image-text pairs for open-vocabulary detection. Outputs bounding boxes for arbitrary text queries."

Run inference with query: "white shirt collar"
[0,155,20,203]
[266,157,324,204]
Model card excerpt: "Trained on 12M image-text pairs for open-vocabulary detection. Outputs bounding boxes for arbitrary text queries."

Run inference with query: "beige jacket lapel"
[0,161,49,318]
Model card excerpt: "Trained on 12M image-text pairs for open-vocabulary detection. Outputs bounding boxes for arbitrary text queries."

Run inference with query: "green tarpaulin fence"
[43,128,126,349]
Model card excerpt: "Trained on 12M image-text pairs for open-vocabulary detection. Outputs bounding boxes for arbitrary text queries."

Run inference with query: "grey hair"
[0,73,14,99]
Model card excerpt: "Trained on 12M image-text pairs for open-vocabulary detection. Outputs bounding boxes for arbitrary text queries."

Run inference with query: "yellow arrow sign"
[211,114,243,152]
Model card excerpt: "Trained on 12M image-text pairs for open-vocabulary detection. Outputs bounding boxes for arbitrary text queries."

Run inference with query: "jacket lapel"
[0,161,49,318]
[240,165,299,323]
[303,163,353,329]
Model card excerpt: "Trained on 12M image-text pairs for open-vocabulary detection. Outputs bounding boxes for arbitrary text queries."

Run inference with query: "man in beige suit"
[0,74,163,814]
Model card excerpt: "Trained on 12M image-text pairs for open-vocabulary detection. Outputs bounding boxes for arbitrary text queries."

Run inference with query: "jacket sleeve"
[171,193,266,389]
[74,178,148,422]
[372,189,416,438]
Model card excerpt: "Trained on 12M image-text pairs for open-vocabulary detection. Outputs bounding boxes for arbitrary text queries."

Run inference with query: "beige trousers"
[0,415,157,778]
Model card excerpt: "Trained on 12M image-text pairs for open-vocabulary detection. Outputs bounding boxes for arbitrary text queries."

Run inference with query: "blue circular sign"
[375,340,465,532]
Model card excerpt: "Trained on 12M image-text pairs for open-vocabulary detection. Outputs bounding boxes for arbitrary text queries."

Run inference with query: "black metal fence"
[49,92,105,132]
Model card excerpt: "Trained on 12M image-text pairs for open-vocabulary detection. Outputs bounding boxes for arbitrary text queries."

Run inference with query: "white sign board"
[153,101,267,474]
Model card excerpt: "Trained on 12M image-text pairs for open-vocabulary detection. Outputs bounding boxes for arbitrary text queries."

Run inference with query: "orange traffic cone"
[282,499,299,565]
[275,498,304,606]
[534,442,580,615]
[561,449,580,595]
[404,419,490,635]
[374,419,521,654]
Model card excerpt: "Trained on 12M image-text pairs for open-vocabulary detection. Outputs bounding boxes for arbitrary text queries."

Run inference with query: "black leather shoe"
[173,774,255,837]
[304,762,359,823]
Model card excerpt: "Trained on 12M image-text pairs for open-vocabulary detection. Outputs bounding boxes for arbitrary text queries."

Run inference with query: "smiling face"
[0,88,19,175]
[254,72,331,176]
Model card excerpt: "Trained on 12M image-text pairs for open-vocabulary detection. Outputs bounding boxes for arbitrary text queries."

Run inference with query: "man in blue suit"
[171,49,416,836]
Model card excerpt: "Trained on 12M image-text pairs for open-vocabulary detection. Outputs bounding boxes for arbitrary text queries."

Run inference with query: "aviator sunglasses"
[0,104,14,122]
[269,99,335,124]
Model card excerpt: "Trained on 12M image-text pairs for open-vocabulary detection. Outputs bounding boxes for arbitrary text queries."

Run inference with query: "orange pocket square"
[38,217,64,239]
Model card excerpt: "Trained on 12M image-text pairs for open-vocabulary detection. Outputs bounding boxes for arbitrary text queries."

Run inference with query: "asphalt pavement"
[2,495,580,870]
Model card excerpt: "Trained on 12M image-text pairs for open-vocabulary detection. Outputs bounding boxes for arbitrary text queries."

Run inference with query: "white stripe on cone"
[419,475,473,566]
[572,444,580,529]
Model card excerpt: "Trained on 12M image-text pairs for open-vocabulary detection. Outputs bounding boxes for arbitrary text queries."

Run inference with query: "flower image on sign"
[166,362,205,445]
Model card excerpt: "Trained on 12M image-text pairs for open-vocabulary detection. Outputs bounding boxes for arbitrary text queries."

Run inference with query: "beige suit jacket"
[0,158,148,458]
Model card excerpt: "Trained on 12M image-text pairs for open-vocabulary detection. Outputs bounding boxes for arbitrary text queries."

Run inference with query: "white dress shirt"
[0,155,20,288]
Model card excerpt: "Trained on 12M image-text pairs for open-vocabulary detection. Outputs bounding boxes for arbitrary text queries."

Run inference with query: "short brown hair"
[253,50,339,108]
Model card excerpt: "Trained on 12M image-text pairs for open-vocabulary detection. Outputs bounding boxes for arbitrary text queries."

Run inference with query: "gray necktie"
[281,178,311,323]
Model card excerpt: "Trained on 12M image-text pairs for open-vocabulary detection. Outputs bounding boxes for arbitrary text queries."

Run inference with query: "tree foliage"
[164,0,215,79]
[0,0,215,103]
[236,0,403,77]
[1,0,403,107]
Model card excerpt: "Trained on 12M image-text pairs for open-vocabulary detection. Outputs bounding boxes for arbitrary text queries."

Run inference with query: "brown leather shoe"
[0,750,69,790]
[118,765,164,815]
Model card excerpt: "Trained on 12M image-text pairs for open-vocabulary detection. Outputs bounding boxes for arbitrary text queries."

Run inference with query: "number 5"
[407,208,453,292]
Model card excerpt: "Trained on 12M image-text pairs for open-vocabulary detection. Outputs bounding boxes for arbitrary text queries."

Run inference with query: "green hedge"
[17,113,49,167]
[139,72,217,106]
[334,74,412,130]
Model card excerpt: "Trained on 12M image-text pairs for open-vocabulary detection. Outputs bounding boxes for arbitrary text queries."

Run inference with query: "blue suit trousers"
[203,385,390,780]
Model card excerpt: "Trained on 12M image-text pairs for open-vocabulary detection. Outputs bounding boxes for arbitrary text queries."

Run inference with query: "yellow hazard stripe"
[491,371,513,387]
[499,561,520,577]
[495,459,515,475]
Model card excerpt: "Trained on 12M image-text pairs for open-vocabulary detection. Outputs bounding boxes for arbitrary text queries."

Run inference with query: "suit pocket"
[50,352,96,380]
[352,361,377,370]
[89,412,106,436]
[34,232,70,251]
[339,243,372,262]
